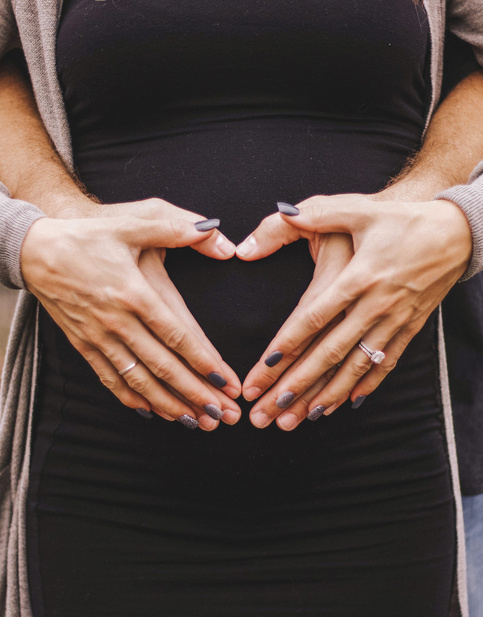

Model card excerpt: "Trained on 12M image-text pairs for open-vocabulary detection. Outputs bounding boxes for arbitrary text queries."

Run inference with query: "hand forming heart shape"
[235,191,471,431]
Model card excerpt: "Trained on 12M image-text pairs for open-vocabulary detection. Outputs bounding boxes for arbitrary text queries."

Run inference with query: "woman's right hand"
[20,200,242,430]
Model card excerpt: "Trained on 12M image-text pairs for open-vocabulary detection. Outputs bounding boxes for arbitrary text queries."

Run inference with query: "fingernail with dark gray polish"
[307,405,326,421]
[276,391,295,409]
[352,395,366,409]
[265,351,284,367]
[178,414,199,429]
[204,404,224,420]
[277,202,300,216]
[195,218,220,232]
[136,408,154,420]
[208,372,228,388]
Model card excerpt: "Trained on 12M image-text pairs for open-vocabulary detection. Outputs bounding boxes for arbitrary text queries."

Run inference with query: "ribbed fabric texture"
[0,1,482,616]
[0,183,45,289]
[437,170,483,281]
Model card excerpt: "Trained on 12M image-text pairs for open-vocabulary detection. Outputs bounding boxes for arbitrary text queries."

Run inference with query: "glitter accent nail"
[352,395,366,409]
[277,202,300,216]
[276,391,295,409]
[178,414,199,429]
[207,372,228,388]
[204,404,224,420]
[307,405,326,421]
[265,351,284,367]
[194,218,220,232]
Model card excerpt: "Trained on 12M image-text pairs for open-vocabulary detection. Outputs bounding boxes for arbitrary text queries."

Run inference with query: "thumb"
[122,216,221,249]
[236,211,303,261]
[280,194,371,235]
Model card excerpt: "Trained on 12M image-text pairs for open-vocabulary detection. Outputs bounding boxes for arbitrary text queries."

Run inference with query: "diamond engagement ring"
[118,360,139,376]
[358,341,385,364]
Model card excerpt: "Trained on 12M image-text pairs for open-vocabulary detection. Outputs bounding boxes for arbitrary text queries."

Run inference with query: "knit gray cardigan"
[0,1,483,616]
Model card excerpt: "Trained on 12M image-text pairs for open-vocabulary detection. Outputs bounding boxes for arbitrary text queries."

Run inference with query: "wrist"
[12,180,100,219]
[376,172,453,203]
[431,198,473,274]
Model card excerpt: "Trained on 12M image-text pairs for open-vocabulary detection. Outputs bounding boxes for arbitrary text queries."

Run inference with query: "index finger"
[244,260,363,393]
[118,269,242,397]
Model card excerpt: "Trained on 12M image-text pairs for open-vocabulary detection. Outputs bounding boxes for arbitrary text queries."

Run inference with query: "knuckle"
[80,345,96,361]
[150,359,174,381]
[117,286,143,312]
[99,373,121,391]
[325,387,351,405]
[305,306,327,332]
[99,313,124,334]
[351,359,371,378]
[164,328,189,353]
[286,346,302,363]
[381,357,398,373]
[167,218,184,243]
[125,373,150,394]
[260,371,278,388]
[114,215,137,236]
[145,197,162,209]
[296,376,317,393]
[321,344,344,367]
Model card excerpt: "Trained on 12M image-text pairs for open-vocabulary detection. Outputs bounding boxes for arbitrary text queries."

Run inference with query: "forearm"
[0,58,94,217]
[382,70,483,202]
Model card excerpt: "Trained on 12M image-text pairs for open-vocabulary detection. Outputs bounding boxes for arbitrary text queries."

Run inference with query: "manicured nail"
[236,235,257,258]
[216,234,235,256]
[136,408,154,420]
[276,391,295,409]
[178,414,199,429]
[204,404,224,420]
[277,202,300,216]
[195,218,220,232]
[251,410,271,428]
[208,372,228,388]
[352,395,366,409]
[244,386,262,401]
[265,351,283,367]
[307,405,326,421]
[278,413,298,430]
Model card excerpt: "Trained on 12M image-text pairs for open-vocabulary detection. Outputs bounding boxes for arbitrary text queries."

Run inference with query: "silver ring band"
[118,360,139,376]
[358,340,385,364]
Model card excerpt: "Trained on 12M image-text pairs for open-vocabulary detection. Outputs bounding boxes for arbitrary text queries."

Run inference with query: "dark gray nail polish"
[277,202,300,216]
[194,218,220,232]
[136,408,154,419]
[265,351,284,367]
[276,391,295,409]
[178,414,199,429]
[208,372,228,388]
[307,405,326,421]
[352,395,366,409]
[204,404,224,420]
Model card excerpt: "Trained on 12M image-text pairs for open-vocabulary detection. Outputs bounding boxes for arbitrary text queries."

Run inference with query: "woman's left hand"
[237,193,472,430]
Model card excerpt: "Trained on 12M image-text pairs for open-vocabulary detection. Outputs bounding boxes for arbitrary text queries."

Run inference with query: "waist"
[74,114,422,242]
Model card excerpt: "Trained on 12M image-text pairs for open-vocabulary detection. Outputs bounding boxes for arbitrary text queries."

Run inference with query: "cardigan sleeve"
[0,182,46,290]
[436,164,483,282]
[0,0,18,57]
[447,0,483,66]
[0,3,47,290]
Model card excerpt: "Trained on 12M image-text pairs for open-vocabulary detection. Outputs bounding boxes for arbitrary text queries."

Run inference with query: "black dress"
[27,1,456,615]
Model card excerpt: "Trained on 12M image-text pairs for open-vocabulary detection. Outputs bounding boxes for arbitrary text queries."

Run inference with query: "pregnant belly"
[75,118,415,378]
[165,242,314,380]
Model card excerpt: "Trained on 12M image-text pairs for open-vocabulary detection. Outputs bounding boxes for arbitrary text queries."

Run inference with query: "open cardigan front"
[1,1,483,615]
